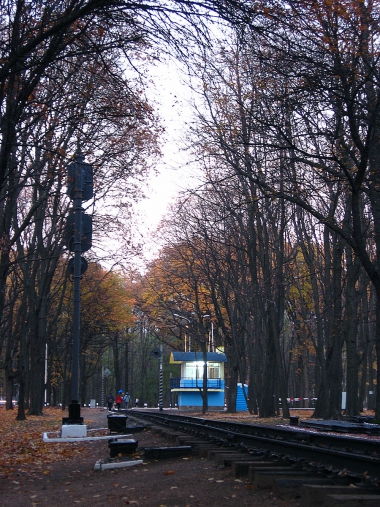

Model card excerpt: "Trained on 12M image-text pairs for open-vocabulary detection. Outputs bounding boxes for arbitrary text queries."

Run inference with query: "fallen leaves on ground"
[184,410,314,425]
[0,406,89,479]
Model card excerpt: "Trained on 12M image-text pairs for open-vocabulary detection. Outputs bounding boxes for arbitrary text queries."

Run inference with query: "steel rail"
[127,410,380,480]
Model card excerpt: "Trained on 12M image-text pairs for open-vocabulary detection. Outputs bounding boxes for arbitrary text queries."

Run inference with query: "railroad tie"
[176,436,213,448]
[323,494,380,507]
[274,477,336,500]
[150,425,165,435]
[163,431,186,443]
[176,435,197,445]
[213,452,250,466]
[247,462,298,483]
[197,445,223,458]
[232,459,290,478]
[299,484,380,507]
[253,468,332,491]
[207,448,236,460]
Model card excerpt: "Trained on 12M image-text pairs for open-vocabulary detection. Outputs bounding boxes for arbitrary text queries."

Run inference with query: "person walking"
[115,391,123,410]
[135,398,139,408]
[106,392,114,411]
[123,392,130,409]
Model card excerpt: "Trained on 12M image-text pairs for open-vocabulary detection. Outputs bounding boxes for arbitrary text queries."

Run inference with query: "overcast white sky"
[92,58,196,270]
[133,58,196,259]
[94,57,199,269]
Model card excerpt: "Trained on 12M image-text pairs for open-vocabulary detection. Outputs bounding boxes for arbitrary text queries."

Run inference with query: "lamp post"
[200,314,211,414]
[173,313,192,351]
[201,314,214,352]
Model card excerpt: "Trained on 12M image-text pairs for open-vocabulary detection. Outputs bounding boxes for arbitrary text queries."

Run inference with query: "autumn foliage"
[0,407,89,480]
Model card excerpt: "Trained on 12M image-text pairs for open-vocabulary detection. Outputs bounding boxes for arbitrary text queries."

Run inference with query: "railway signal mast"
[62,151,93,434]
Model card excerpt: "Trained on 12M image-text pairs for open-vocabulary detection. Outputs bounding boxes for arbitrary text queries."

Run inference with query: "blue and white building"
[169,351,227,410]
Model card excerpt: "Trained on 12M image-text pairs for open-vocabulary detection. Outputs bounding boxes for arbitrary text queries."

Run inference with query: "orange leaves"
[0,407,90,479]
[80,264,136,333]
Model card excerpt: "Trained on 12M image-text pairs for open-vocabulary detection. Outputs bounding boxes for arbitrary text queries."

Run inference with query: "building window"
[183,361,221,379]
[208,363,220,379]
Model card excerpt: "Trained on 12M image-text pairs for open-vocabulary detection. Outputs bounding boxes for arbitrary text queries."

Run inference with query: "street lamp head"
[173,313,191,323]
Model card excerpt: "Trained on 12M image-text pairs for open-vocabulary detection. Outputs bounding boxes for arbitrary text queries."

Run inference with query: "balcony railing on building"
[170,377,224,390]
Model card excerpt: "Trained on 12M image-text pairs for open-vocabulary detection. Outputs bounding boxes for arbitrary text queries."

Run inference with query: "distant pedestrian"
[106,392,114,411]
[135,398,139,408]
[115,392,123,410]
[123,392,130,409]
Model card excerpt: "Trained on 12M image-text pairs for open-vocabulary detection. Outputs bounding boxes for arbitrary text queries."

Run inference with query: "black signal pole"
[70,156,84,423]
[64,151,93,425]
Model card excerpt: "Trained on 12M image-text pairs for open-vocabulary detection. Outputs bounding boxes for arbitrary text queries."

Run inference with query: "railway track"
[126,410,380,506]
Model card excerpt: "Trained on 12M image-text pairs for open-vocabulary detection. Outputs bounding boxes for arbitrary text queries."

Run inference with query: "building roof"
[170,352,227,364]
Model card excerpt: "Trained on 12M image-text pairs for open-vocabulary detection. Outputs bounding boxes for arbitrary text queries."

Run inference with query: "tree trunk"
[375,297,380,419]
[5,365,15,410]
[112,333,121,394]
[28,301,47,415]
[202,343,208,414]
[246,328,258,414]
[80,352,87,407]
[225,342,238,413]
[124,337,129,393]
[259,324,276,417]
[16,317,30,420]
[344,250,361,416]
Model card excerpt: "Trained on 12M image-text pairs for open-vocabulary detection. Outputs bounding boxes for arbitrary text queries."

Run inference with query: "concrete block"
[94,459,143,471]
[107,414,128,433]
[61,424,87,438]
[108,438,138,457]
[143,446,192,459]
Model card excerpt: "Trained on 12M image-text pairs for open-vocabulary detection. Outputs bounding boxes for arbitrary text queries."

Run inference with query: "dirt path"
[1,408,299,507]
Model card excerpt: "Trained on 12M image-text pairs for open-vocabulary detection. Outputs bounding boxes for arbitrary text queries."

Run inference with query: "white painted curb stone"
[94,459,143,471]
[43,428,131,443]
